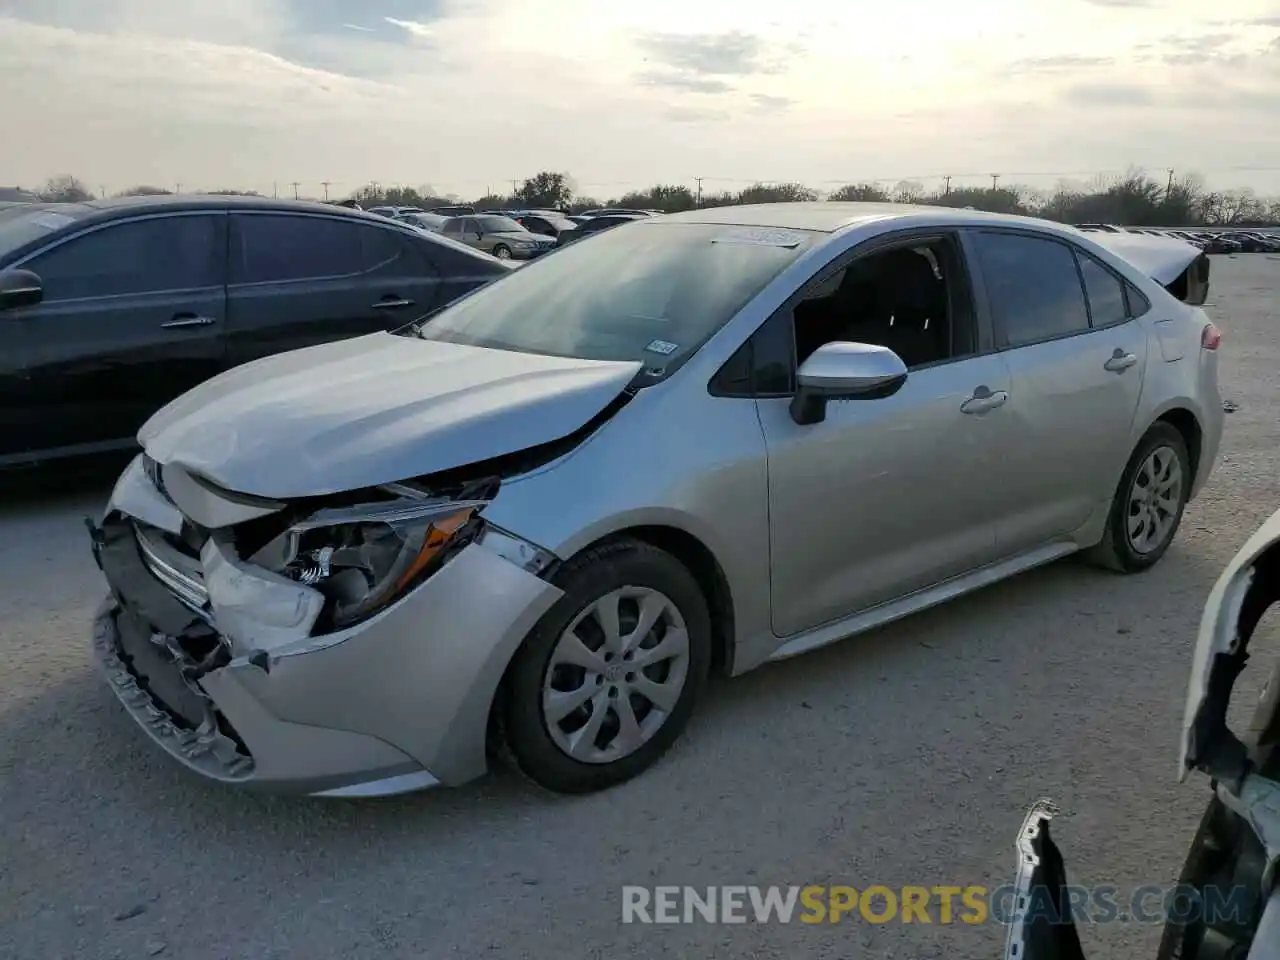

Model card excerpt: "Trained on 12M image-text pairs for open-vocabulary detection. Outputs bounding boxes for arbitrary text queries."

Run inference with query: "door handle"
[161,314,217,329]
[372,297,415,309]
[960,387,1008,415]
[1104,349,1138,373]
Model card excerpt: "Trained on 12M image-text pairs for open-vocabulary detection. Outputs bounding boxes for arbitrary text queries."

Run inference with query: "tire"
[1086,421,1192,573]
[503,539,712,794]
[493,244,512,259]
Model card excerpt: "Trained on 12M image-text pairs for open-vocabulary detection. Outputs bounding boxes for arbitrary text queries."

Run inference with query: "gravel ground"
[2,255,1278,960]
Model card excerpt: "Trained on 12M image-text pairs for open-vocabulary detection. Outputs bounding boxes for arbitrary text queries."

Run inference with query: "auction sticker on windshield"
[645,339,680,356]
[710,227,805,248]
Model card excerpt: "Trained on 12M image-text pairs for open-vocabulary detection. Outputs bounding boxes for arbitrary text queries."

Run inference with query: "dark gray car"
[0,196,512,466]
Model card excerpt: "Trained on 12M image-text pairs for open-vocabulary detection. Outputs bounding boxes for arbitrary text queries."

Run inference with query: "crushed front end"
[89,453,563,797]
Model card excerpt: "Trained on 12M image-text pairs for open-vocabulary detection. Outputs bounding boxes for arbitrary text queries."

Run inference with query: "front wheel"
[503,539,712,794]
[493,244,512,259]
[1087,421,1191,573]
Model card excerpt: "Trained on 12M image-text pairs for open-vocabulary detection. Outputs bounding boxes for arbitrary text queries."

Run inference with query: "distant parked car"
[440,214,556,259]
[0,195,513,467]
[555,213,650,247]
[397,211,450,234]
[366,205,424,220]
[425,205,477,218]
[516,211,578,238]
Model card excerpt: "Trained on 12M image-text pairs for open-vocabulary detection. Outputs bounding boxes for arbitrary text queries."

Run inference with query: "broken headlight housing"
[249,497,486,631]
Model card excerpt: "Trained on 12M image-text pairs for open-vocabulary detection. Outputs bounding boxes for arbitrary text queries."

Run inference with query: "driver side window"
[709,235,980,399]
[791,237,976,370]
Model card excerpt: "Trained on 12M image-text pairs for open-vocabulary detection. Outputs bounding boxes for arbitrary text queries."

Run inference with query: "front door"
[964,230,1148,553]
[758,234,1012,638]
[0,213,227,460]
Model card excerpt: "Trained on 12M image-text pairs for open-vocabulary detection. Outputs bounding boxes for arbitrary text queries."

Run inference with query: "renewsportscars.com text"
[621,884,1255,926]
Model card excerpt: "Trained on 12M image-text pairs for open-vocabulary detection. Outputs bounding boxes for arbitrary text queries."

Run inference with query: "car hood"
[139,333,643,500]
[1087,232,1203,285]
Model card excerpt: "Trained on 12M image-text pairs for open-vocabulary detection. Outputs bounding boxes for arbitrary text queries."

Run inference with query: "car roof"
[70,193,400,227]
[656,201,1075,235]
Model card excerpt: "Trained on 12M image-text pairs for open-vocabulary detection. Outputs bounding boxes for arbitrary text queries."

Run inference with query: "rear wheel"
[503,539,711,794]
[1087,421,1191,573]
[493,244,512,259]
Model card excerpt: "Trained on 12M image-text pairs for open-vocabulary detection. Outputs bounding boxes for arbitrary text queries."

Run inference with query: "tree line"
[26,169,1280,227]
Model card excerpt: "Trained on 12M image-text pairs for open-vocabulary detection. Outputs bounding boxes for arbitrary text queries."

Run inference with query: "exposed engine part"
[292,546,335,585]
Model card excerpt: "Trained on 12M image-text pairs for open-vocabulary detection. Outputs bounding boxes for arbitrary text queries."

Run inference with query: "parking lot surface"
[2,256,1279,960]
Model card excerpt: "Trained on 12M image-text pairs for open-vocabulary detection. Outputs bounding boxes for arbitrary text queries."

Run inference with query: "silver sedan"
[89,203,1224,797]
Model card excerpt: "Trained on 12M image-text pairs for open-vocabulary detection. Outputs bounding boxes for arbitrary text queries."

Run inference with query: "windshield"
[0,204,89,259]
[411,220,817,371]
[477,216,523,233]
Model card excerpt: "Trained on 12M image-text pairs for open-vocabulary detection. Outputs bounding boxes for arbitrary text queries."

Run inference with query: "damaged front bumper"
[90,455,563,797]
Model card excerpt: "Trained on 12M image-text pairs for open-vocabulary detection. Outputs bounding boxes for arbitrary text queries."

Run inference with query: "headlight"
[250,498,484,631]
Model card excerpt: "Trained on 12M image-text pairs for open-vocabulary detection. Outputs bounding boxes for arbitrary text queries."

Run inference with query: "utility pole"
[175,183,182,194]
[990,174,1000,193]
[1165,168,1175,203]
[694,177,704,208]
[272,182,278,199]
[99,185,106,199]
[943,175,952,197]
[290,182,301,200]
[321,180,331,201]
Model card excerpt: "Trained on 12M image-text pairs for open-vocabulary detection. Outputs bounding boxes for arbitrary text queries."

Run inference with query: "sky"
[3,0,1280,200]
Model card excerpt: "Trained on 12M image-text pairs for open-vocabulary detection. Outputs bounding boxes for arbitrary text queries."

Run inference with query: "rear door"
[0,212,226,460]
[225,212,442,365]
[964,229,1148,554]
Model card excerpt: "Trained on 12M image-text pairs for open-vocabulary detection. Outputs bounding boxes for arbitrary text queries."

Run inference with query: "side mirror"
[789,342,907,425]
[0,269,43,311]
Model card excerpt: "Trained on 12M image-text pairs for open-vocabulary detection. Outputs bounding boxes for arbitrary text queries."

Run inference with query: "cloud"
[342,24,375,32]
[635,30,778,76]
[385,16,436,40]
[635,70,733,94]
[1062,82,1157,105]
[663,106,730,124]
[750,93,794,113]
[1009,54,1114,71]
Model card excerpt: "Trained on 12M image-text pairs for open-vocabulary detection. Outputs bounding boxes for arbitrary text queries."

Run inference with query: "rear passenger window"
[232,214,364,284]
[971,232,1090,347]
[28,215,221,301]
[1076,252,1128,328]
[359,224,405,271]
[1125,282,1150,318]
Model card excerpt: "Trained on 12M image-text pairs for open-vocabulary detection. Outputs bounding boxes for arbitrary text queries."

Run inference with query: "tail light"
[1201,322,1222,351]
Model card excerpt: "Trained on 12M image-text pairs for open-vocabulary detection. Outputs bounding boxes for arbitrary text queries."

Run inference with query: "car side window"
[791,237,976,370]
[970,231,1090,348]
[26,215,222,302]
[461,218,478,234]
[1075,250,1128,328]
[359,224,405,272]
[232,214,364,284]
